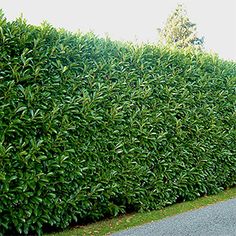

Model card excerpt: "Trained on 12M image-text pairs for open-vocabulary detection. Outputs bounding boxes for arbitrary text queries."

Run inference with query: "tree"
[159,4,204,49]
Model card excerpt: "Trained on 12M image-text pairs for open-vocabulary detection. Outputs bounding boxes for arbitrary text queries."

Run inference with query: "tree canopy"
[159,4,204,49]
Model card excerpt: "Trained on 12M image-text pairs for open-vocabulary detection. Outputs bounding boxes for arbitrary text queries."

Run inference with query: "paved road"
[112,198,236,236]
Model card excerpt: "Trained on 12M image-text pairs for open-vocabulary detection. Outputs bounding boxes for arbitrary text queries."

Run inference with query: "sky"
[0,0,235,61]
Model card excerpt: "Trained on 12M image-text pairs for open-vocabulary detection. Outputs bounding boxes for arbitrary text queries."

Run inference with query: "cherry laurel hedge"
[0,14,236,235]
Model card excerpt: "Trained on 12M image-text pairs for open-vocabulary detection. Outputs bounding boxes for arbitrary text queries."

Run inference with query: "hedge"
[0,12,236,235]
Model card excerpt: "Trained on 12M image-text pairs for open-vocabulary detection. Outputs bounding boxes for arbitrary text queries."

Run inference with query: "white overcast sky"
[0,0,236,61]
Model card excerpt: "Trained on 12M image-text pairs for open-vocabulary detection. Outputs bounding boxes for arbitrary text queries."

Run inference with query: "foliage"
[159,4,204,49]
[0,12,236,235]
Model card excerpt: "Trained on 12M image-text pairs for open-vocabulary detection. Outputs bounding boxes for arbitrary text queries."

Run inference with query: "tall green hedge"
[0,13,236,235]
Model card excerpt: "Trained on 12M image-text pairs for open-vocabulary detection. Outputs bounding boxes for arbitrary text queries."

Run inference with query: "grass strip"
[48,186,236,236]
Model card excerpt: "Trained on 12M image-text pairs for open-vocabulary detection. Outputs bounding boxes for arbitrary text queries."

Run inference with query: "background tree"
[159,4,204,49]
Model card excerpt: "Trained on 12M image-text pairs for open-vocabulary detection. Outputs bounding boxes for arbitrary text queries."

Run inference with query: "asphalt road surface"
[112,198,236,236]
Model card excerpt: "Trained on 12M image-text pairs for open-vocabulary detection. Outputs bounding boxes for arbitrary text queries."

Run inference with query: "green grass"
[48,187,236,236]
